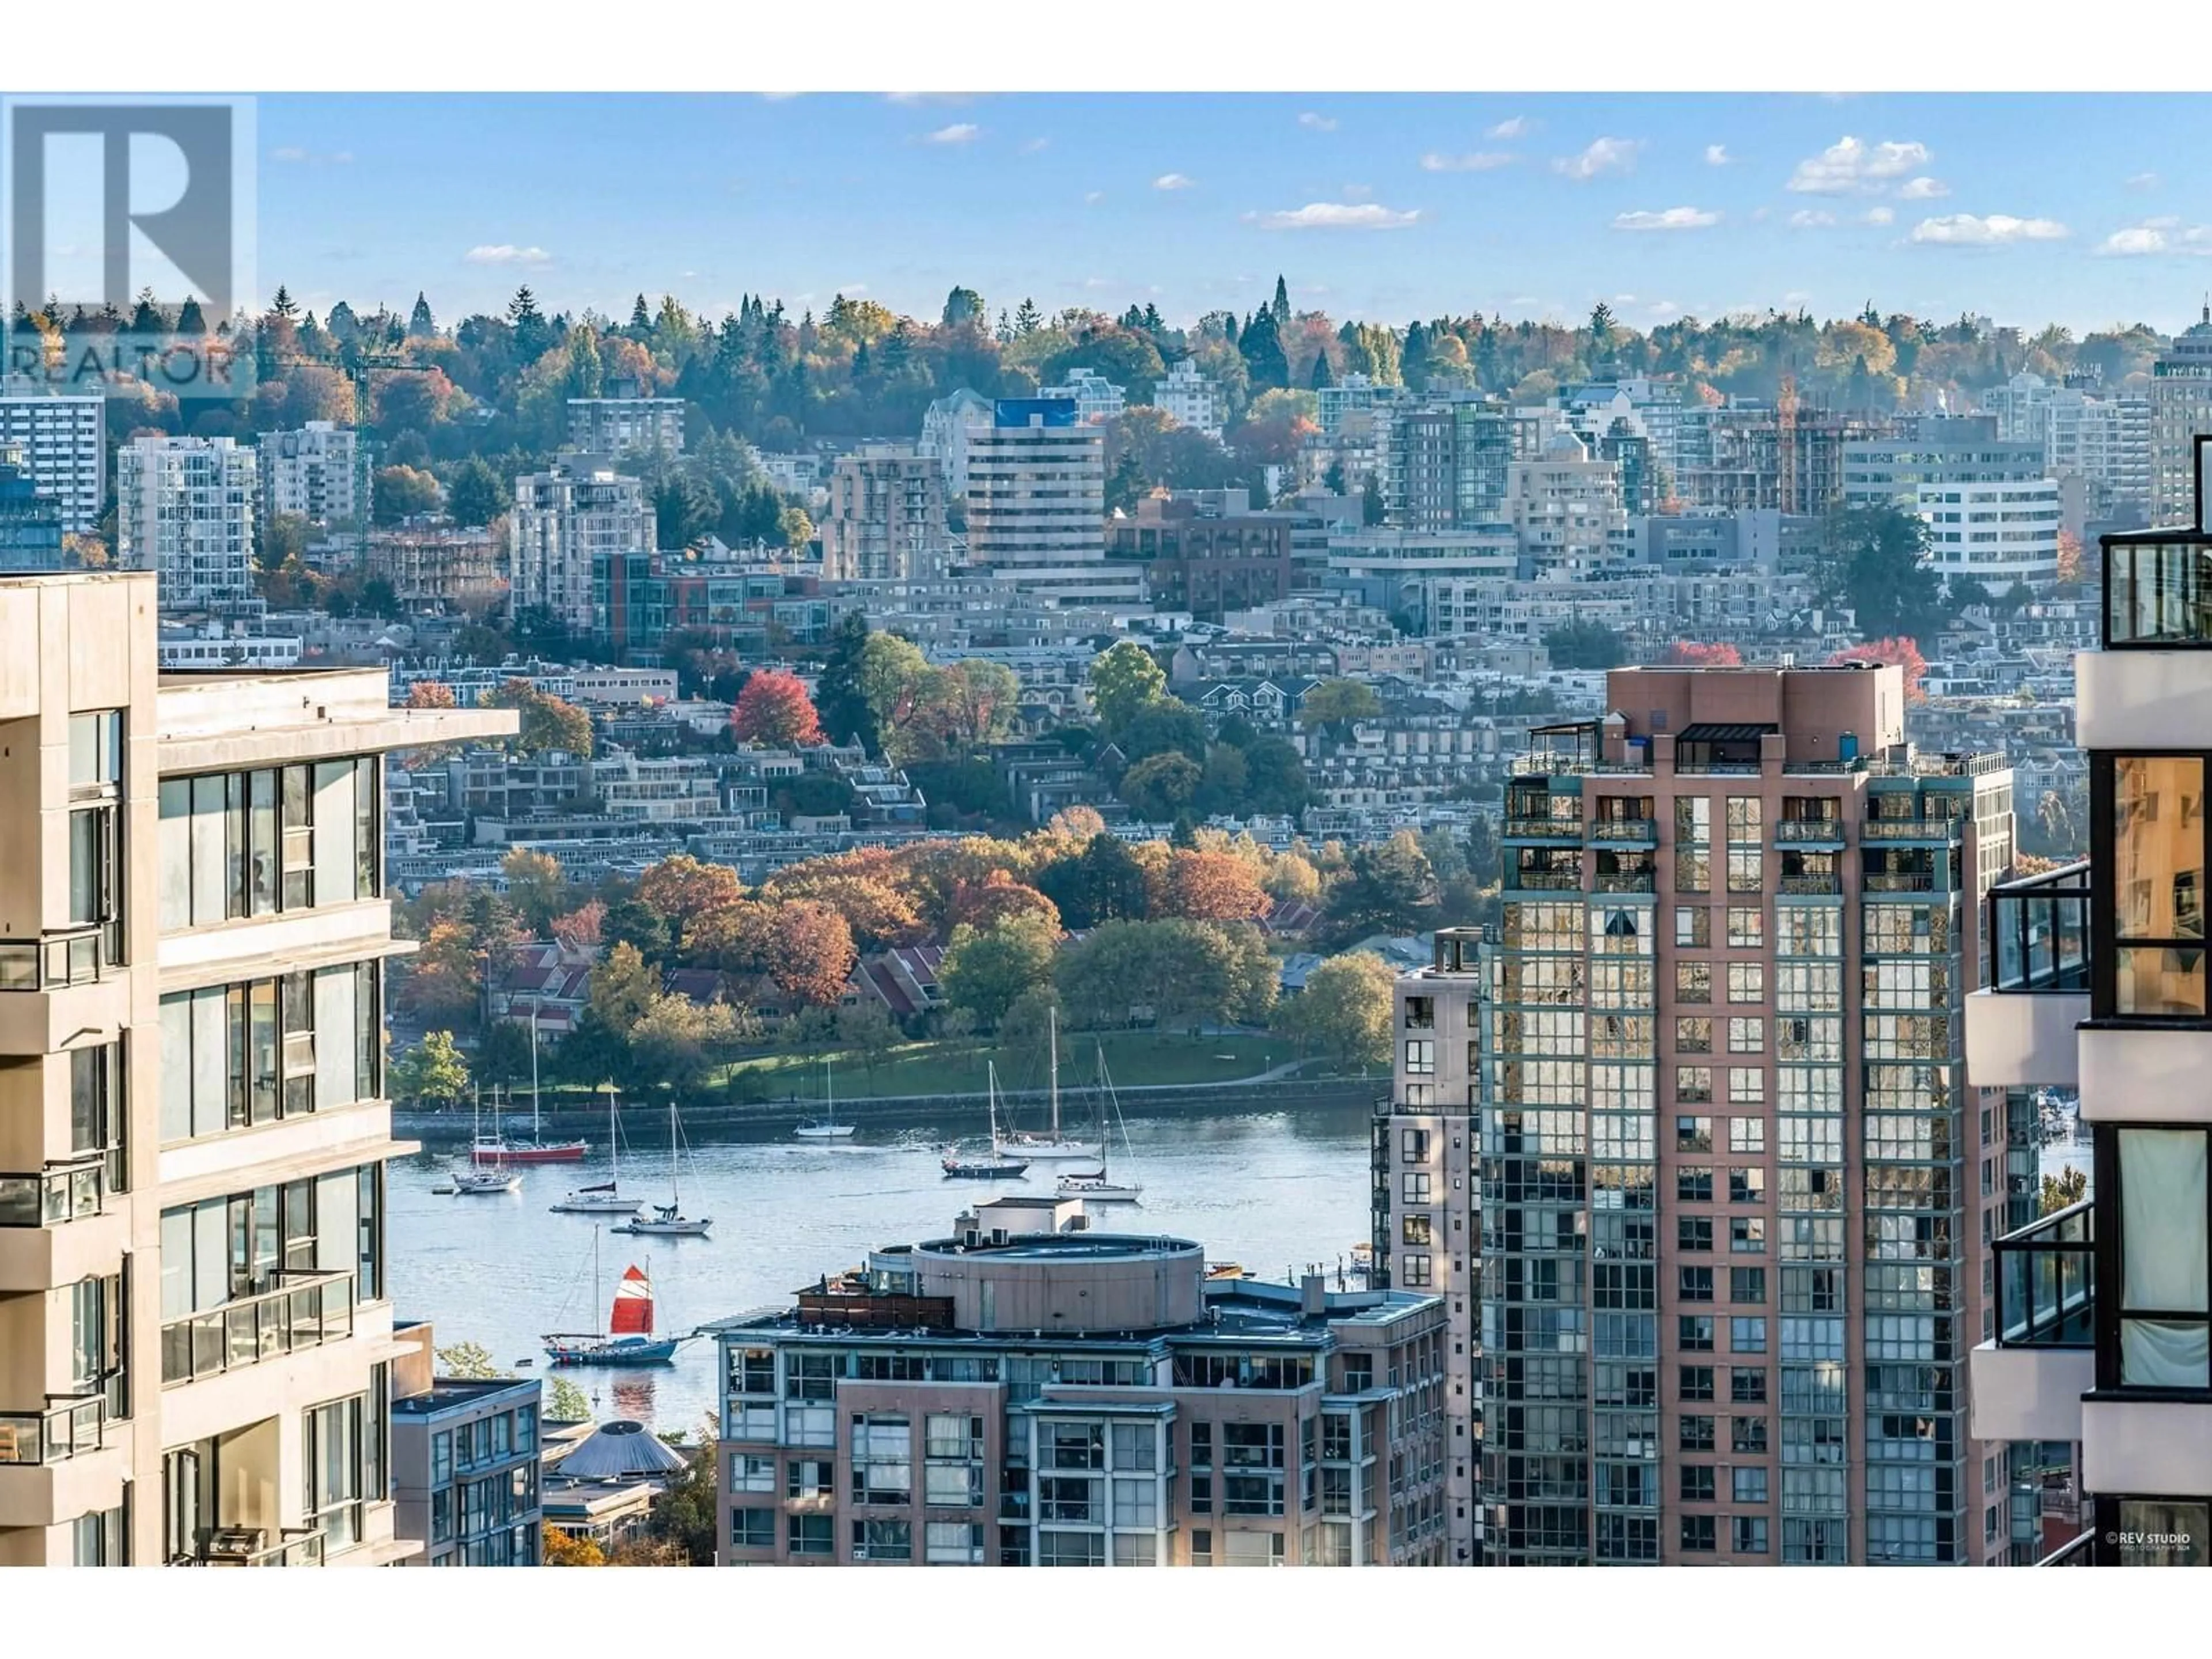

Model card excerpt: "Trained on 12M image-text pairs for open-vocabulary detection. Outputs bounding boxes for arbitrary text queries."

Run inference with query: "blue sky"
[256,93,2212,336]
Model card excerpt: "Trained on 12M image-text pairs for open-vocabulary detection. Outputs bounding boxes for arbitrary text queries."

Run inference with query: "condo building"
[1486,662,2016,1565]
[0,382,105,536]
[0,569,513,1566]
[566,393,685,459]
[116,437,259,613]
[2150,308,2212,525]
[965,400,1139,608]
[819,446,950,582]
[257,423,366,531]
[510,460,653,637]
[707,1195,1449,1567]
[1965,433,2212,1566]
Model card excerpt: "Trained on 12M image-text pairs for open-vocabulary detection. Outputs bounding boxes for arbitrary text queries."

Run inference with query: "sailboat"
[453,1088,521,1195]
[942,1062,1031,1179]
[993,1006,1099,1161]
[550,1084,642,1215]
[471,1008,587,1164]
[543,1232,680,1366]
[614,1102,712,1236]
[794,1056,855,1139]
[1056,1045,1143,1202]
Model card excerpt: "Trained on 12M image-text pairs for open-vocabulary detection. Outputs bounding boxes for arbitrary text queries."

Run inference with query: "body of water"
[388,1103,1376,1431]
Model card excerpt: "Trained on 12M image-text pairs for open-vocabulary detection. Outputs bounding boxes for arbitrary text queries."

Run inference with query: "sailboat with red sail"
[543,1230,681,1366]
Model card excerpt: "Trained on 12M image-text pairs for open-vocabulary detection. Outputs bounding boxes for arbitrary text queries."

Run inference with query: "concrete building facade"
[117,438,259,613]
[566,396,685,458]
[819,446,949,582]
[0,384,105,536]
[510,461,653,636]
[258,423,365,531]
[965,400,1136,608]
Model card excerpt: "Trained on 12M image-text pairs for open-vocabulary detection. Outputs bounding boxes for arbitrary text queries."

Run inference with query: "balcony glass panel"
[1987,862,2090,993]
[2105,537,2212,647]
[1994,1201,2094,1347]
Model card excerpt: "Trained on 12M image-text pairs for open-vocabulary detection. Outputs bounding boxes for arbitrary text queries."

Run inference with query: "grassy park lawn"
[717,1028,1295,1100]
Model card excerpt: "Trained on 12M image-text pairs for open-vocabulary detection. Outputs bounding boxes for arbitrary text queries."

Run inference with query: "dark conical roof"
[556,1418,688,1479]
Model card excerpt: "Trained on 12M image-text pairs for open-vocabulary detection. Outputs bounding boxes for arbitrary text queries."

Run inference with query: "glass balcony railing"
[0,1157,107,1228]
[1592,872,1656,893]
[1586,819,1658,844]
[1987,861,2090,994]
[1861,818,1966,843]
[1778,873,1842,895]
[160,1270,355,1387]
[0,1394,106,1465]
[2103,535,2212,647]
[0,923,118,993]
[1503,817,1581,839]
[1775,820,1846,844]
[1994,1200,2093,1348]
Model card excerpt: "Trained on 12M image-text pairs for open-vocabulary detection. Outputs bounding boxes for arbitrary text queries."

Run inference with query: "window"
[2104,756,2207,1018]
[733,1455,776,1494]
[1730,1167,1767,1206]
[730,1508,775,1549]
[1729,1113,1766,1152]
[1680,1465,1716,1502]
[1730,1317,1768,1354]
[431,1430,452,1486]
[67,712,123,953]
[304,1392,368,1551]
[786,1459,832,1500]
[1727,848,1763,893]
[1679,1365,1715,1402]
[1404,997,1435,1030]
[1042,1421,1104,1471]
[1726,963,1766,1003]
[1679,1315,1715,1351]
[851,1518,911,1562]
[1726,1017,1765,1055]
[1733,1515,1770,1555]
[1190,1528,1213,1566]
[1677,1169,1713,1203]
[1400,1128,1430,1164]
[1401,1172,1431,1206]
[1676,1016,1712,1054]
[1114,1476,1157,1528]
[1676,906,1710,948]
[926,1521,986,1564]
[1676,962,1712,1003]
[1681,1515,1717,1552]
[1727,907,1764,948]
[1732,1467,1770,1504]
[1403,1039,1435,1076]
[1680,1414,1715,1452]
[1402,1214,1432,1246]
[2115,1126,2211,1388]
[1731,1217,1767,1254]
[1677,1066,1713,1104]
[1675,1114,1713,1153]
[789,1513,833,1556]
[851,1414,912,1504]
[1732,1416,1770,1455]
[1731,1268,1768,1304]
[1038,1529,1104,1566]
[1678,1217,1713,1252]
[1679,1266,1714,1302]
[1730,1367,1768,1405]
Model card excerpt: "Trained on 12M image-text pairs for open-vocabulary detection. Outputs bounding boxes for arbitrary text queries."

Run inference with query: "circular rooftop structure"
[912,1231,1205,1334]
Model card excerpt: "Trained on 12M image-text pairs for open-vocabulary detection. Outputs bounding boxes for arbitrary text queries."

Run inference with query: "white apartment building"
[918,388,993,499]
[1505,429,1630,581]
[1154,359,1224,441]
[965,400,1139,608]
[2045,390,2152,527]
[1982,370,2059,445]
[1964,434,2212,1567]
[819,446,949,582]
[0,385,105,536]
[509,461,653,637]
[116,437,259,613]
[257,423,365,530]
[1035,368,1126,427]
[1916,478,2065,589]
[566,396,685,457]
[2147,309,2212,524]
[0,569,514,1566]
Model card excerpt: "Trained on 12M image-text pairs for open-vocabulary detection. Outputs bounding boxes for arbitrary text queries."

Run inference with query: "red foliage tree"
[1826,637,1928,704]
[549,900,605,952]
[1156,849,1270,922]
[763,900,858,1007]
[946,871,1062,934]
[730,669,824,747]
[1657,641,1743,668]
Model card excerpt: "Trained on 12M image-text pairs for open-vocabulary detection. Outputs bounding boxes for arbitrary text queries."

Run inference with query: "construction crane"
[1777,368,1800,517]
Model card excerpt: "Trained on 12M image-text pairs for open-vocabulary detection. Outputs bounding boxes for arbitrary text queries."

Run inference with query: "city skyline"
[251,93,2212,335]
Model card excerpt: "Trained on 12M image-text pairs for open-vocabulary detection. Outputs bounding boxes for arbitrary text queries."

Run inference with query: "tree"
[1817,505,1944,640]
[371,464,442,525]
[483,677,595,758]
[390,1030,469,1106]
[435,1340,505,1379]
[815,611,877,750]
[946,871,1060,934]
[2041,1165,2088,1215]
[258,512,312,574]
[543,1527,605,1567]
[1240,736,1310,818]
[446,456,511,527]
[761,900,857,1006]
[1298,679,1383,729]
[1825,637,1929,703]
[551,900,607,952]
[1119,751,1202,821]
[1657,641,1743,667]
[1361,472,1385,525]
[405,680,457,709]
[941,914,1061,1030]
[839,1001,902,1075]
[501,847,569,933]
[942,286,986,327]
[545,1376,592,1422]
[588,941,658,1035]
[1117,698,1207,764]
[627,991,746,1099]
[731,668,824,747]
[1320,830,1436,945]
[1159,849,1268,922]
[1275,952,1396,1070]
[1088,640,1166,734]
[1544,618,1626,670]
[650,1430,720,1565]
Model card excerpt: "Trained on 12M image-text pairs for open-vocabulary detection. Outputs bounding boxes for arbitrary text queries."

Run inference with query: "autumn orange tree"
[1657,641,1743,667]
[1156,849,1269,922]
[1825,637,1928,703]
[730,668,824,747]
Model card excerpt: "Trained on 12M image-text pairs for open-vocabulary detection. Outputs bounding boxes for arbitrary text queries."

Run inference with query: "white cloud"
[1154,172,1195,190]
[1612,206,1721,232]
[887,92,970,105]
[1020,137,1049,154]
[465,245,550,265]
[1084,190,1105,205]
[923,123,981,145]
[1787,135,1932,194]
[2096,220,2212,257]
[2127,171,2161,190]
[1248,201,1422,231]
[1864,206,1895,225]
[1420,150,1514,172]
[1298,111,1338,131]
[1488,116,1532,139]
[1896,176,1949,199]
[1555,137,1640,179]
[1908,214,2070,246]
[1788,209,1836,228]
[1705,144,1732,166]
[271,145,306,162]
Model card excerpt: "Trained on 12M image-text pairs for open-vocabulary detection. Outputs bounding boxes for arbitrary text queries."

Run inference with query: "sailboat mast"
[669,1101,680,1206]
[607,1083,619,1189]
[1048,1005,1060,1139]
[529,995,541,1138]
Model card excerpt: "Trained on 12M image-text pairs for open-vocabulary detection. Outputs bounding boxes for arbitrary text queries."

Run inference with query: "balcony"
[161,1270,355,1387]
[1966,862,2089,1089]
[1585,819,1658,847]
[1592,873,1656,895]
[187,1526,328,1567]
[1774,820,1845,847]
[1777,873,1841,896]
[2037,1532,2094,1567]
[1862,872,1939,893]
[1968,1204,2095,1446]
[1859,817,1965,844]
[0,1394,105,1466]
[0,923,119,993]
[1503,817,1581,842]
[0,1157,107,1228]
[1507,872,1581,892]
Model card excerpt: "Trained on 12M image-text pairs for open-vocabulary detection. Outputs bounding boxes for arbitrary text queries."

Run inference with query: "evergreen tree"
[814,611,877,751]
[1309,350,1332,391]
[1238,307,1289,391]
[130,289,162,333]
[508,286,549,359]
[1361,473,1385,525]
[630,293,653,335]
[1142,301,1164,333]
[176,296,207,335]
[1271,275,1291,327]
[270,284,298,319]
[1013,297,1042,335]
[407,291,436,337]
